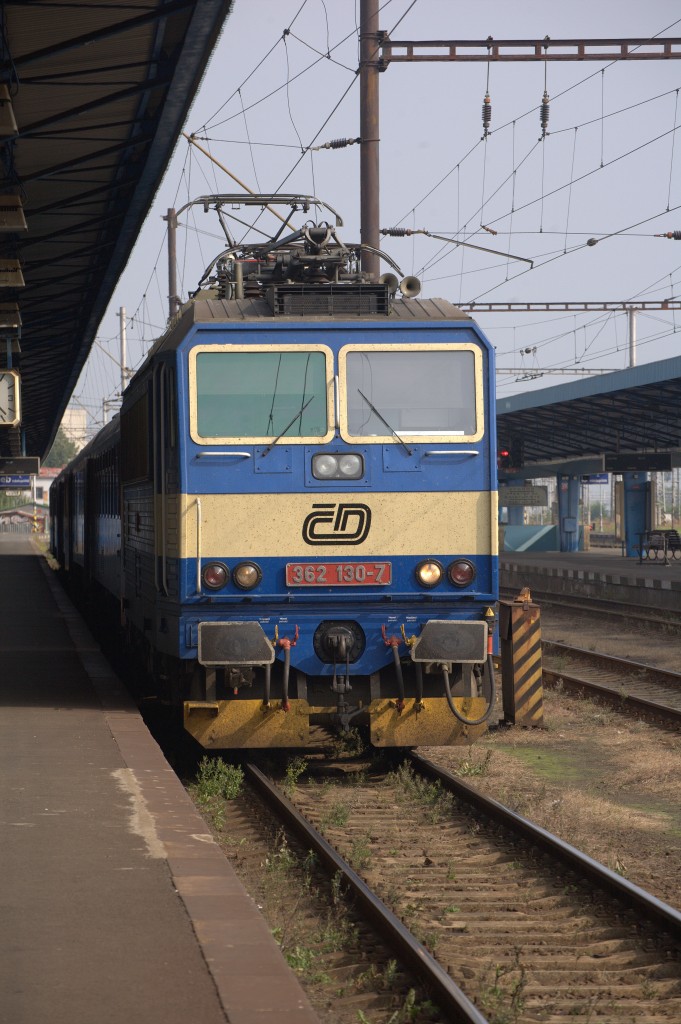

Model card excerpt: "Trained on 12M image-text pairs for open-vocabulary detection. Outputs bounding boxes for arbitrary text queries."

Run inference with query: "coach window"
[121,386,151,482]
[189,345,334,445]
[339,344,482,443]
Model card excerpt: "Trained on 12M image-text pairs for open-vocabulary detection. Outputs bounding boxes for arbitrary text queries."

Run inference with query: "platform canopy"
[497,356,681,475]
[0,0,233,461]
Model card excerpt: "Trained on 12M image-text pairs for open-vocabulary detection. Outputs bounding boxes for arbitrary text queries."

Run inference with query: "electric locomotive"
[51,194,499,750]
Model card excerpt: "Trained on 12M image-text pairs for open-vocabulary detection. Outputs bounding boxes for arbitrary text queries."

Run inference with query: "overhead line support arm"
[379,38,681,66]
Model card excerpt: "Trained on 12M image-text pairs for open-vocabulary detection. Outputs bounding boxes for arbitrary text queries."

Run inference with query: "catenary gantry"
[0,0,233,462]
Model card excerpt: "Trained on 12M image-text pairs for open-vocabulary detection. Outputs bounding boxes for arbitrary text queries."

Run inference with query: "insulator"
[381,227,410,236]
[481,92,492,137]
[655,230,681,240]
[314,136,361,151]
[539,90,550,138]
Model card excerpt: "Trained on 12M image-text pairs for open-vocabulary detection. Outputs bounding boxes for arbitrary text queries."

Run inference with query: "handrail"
[424,449,479,456]
[195,498,202,593]
[152,370,158,592]
[160,364,168,596]
[195,451,252,459]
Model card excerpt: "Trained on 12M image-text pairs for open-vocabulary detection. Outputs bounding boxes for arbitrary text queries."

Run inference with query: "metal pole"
[628,307,637,367]
[164,208,179,319]
[119,306,126,397]
[360,0,380,278]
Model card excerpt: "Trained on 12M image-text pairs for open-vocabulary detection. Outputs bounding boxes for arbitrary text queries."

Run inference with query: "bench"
[642,529,681,561]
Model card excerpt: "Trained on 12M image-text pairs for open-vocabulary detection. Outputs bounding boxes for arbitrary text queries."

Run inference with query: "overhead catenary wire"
[70,5,681,424]
[393,66,681,233]
[416,126,681,285]
[73,1,386,422]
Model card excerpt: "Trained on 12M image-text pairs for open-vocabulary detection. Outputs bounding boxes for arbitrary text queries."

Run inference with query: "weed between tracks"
[387,763,454,824]
[187,755,442,1023]
[478,952,527,1024]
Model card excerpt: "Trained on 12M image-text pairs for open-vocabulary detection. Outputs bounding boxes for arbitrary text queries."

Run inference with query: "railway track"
[499,586,681,633]
[541,640,681,726]
[246,754,681,1024]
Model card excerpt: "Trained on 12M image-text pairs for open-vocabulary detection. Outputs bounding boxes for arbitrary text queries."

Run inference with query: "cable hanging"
[600,68,605,167]
[480,40,492,229]
[538,42,550,234]
[667,88,679,211]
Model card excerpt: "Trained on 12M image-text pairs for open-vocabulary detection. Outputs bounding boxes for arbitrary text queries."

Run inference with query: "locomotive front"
[129,196,498,749]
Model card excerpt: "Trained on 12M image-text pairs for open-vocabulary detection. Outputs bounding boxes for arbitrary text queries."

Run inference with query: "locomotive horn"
[399,275,421,298]
[378,272,399,296]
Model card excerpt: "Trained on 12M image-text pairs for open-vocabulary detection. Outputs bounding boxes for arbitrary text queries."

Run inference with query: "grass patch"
[326,726,366,759]
[350,834,372,870]
[388,762,454,823]
[479,953,527,1024]
[190,756,244,828]
[320,799,350,829]
[194,756,244,801]
[357,988,438,1023]
[264,829,300,878]
[283,755,307,795]
[284,944,331,984]
[455,749,494,778]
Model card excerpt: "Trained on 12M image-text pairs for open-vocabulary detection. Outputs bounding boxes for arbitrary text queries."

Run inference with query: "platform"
[500,546,681,612]
[0,535,318,1024]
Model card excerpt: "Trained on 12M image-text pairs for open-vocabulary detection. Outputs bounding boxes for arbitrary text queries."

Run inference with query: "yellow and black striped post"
[499,587,543,726]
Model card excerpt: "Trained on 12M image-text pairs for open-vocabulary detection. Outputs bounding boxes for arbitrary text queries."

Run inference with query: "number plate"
[286,561,392,586]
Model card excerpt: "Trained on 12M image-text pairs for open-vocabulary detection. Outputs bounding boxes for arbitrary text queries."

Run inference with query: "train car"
[52,194,499,750]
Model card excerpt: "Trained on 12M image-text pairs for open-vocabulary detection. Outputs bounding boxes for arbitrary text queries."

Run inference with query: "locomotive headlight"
[312,452,364,480]
[202,562,229,590]
[233,561,262,590]
[313,454,338,478]
[416,560,443,588]
[448,559,476,587]
[338,453,363,478]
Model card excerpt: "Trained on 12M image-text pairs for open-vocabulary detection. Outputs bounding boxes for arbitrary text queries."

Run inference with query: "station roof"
[0,0,233,461]
[497,355,681,474]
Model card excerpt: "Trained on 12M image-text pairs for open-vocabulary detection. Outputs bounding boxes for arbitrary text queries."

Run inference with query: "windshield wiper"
[261,395,315,457]
[357,389,413,456]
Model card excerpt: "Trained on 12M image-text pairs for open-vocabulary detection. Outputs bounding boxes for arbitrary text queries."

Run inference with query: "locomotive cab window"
[339,343,483,444]
[189,344,334,445]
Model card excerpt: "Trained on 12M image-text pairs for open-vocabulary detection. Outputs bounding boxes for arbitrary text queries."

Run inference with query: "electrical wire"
[71,5,681,424]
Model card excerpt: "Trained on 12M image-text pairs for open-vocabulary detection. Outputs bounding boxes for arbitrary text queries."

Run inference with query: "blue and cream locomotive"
[51,195,499,749]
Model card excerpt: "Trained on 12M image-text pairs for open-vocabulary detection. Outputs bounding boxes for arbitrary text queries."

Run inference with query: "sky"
[72,0,681,436]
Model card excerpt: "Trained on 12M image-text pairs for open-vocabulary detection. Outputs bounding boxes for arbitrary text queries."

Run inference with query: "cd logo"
[302,503,372,545]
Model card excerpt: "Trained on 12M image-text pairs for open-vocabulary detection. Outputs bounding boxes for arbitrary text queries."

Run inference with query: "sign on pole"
[499,485,549,507]
[0,474,30,488]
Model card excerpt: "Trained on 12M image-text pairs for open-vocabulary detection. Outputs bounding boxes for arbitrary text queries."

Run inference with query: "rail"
[409,752,681,939]
[245,762,490,1024]
[541,639,681,727]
